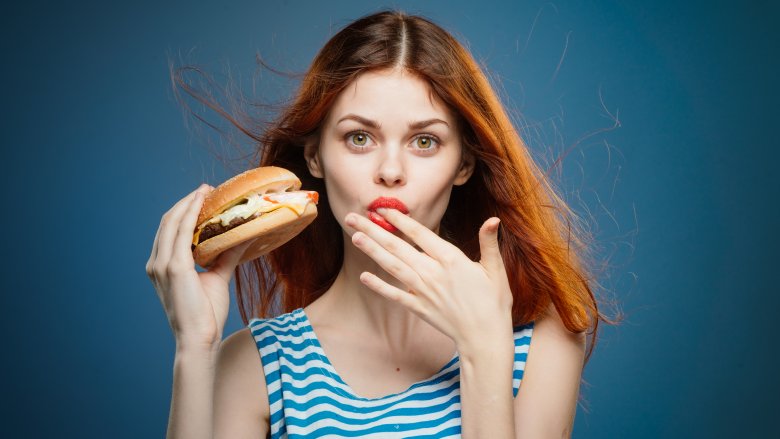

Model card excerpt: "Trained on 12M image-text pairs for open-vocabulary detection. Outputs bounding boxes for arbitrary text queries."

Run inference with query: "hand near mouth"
[343,207,513,353]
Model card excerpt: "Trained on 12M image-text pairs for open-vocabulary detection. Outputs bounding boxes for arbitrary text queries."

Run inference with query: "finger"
[156,185,210,267]
[346,212,437,273]
[478,217,504,274]
[359,271,424,316]
[147,222,162,278]
[351,231,430,296]
[374,207,461,263]
[171,189,208,268]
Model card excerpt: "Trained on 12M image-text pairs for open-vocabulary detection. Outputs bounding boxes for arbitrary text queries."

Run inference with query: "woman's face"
[306,68,474,241]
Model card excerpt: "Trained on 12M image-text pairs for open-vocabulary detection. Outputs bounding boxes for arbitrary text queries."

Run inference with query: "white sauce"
[205,192,313,227]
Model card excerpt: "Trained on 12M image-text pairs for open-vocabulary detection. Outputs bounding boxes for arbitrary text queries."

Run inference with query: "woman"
[147,9,613,439]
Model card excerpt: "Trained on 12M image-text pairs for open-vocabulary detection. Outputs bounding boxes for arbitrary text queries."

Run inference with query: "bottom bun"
[193,202,318,268]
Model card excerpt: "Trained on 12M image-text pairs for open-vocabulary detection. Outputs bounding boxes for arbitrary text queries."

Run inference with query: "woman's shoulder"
[220,326,267,367]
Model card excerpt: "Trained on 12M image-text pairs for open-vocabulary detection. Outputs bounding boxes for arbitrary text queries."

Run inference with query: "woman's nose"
[374,148,406,186]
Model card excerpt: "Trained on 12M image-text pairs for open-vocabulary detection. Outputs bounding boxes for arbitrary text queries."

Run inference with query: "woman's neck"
[317,230,431,352]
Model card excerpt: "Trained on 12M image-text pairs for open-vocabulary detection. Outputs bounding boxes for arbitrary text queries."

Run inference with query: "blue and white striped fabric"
[249,307,534,438]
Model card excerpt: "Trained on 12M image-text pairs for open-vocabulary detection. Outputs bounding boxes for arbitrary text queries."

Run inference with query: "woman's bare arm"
[513,303,586,438]
[166,346,219,439]
[166,328,270,439]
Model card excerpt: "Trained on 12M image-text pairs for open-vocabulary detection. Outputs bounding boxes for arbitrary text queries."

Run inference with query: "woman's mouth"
[367,197,409,232]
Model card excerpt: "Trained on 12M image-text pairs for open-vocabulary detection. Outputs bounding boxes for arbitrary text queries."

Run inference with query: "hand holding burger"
[145,166,318,351]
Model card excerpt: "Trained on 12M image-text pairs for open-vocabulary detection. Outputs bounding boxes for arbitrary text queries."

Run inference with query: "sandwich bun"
[191,166,318,268]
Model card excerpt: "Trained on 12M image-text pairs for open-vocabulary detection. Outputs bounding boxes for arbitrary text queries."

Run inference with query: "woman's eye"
[414,136,437,150]
[349,132,369,147]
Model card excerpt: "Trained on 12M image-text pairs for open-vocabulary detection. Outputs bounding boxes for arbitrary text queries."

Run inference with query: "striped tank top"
[249,308,534,438]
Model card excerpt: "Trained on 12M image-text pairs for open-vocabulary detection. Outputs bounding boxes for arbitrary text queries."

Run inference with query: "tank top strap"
[511,321,535,398]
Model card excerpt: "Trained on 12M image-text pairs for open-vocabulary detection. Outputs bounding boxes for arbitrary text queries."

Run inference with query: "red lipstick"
[367,197,409,232]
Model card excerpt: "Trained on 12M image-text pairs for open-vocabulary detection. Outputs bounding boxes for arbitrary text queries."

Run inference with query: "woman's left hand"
[344,208,514,351]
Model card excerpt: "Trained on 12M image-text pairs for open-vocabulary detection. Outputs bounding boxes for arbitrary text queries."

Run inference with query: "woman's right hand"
[145,184,255,353]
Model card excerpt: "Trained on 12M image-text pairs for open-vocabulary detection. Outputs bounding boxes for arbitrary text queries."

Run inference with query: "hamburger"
[191,166,319,268]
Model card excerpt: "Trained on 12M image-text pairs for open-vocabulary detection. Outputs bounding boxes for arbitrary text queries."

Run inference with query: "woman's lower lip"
[367,210,398,233]
[368,197,409,213]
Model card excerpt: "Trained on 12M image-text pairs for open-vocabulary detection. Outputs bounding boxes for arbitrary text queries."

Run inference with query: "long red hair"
[173,9,621,364]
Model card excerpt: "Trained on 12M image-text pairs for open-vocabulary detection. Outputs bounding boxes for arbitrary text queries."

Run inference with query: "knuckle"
[152,262,167,278]
[429,271,447,290]
[387,261,404,275]
[165,260,185,276]
[161,211,175,226]
[409,299,426,317]
[167,257,193,276]
[383,239,398,254]
[441,252,458,266]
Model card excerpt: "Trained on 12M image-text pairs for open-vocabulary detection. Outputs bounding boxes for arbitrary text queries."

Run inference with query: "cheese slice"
[192,191,318,246]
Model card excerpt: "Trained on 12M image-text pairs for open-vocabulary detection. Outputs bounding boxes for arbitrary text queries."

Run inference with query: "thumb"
[478,217,504,273]
[208,239,256,282]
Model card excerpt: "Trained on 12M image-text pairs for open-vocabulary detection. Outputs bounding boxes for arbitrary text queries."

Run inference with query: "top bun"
[196,166,302,227]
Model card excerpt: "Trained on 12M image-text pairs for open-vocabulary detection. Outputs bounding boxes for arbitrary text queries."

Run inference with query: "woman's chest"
[316,330,457,400]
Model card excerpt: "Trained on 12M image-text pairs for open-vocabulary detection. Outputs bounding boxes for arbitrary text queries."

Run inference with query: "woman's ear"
[453,149,475,186]
[304,136,324,179]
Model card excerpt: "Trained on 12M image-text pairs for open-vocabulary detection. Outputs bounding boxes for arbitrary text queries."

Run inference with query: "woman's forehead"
[326,69,456,127]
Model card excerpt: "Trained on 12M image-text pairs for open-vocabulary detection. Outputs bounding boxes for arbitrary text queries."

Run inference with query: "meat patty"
[191,211,262,249]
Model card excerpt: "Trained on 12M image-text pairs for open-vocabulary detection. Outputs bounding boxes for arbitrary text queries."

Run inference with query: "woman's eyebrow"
[336,113,449,129]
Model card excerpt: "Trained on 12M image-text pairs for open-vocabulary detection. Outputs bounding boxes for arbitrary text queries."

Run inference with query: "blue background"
[1,0,776,437]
